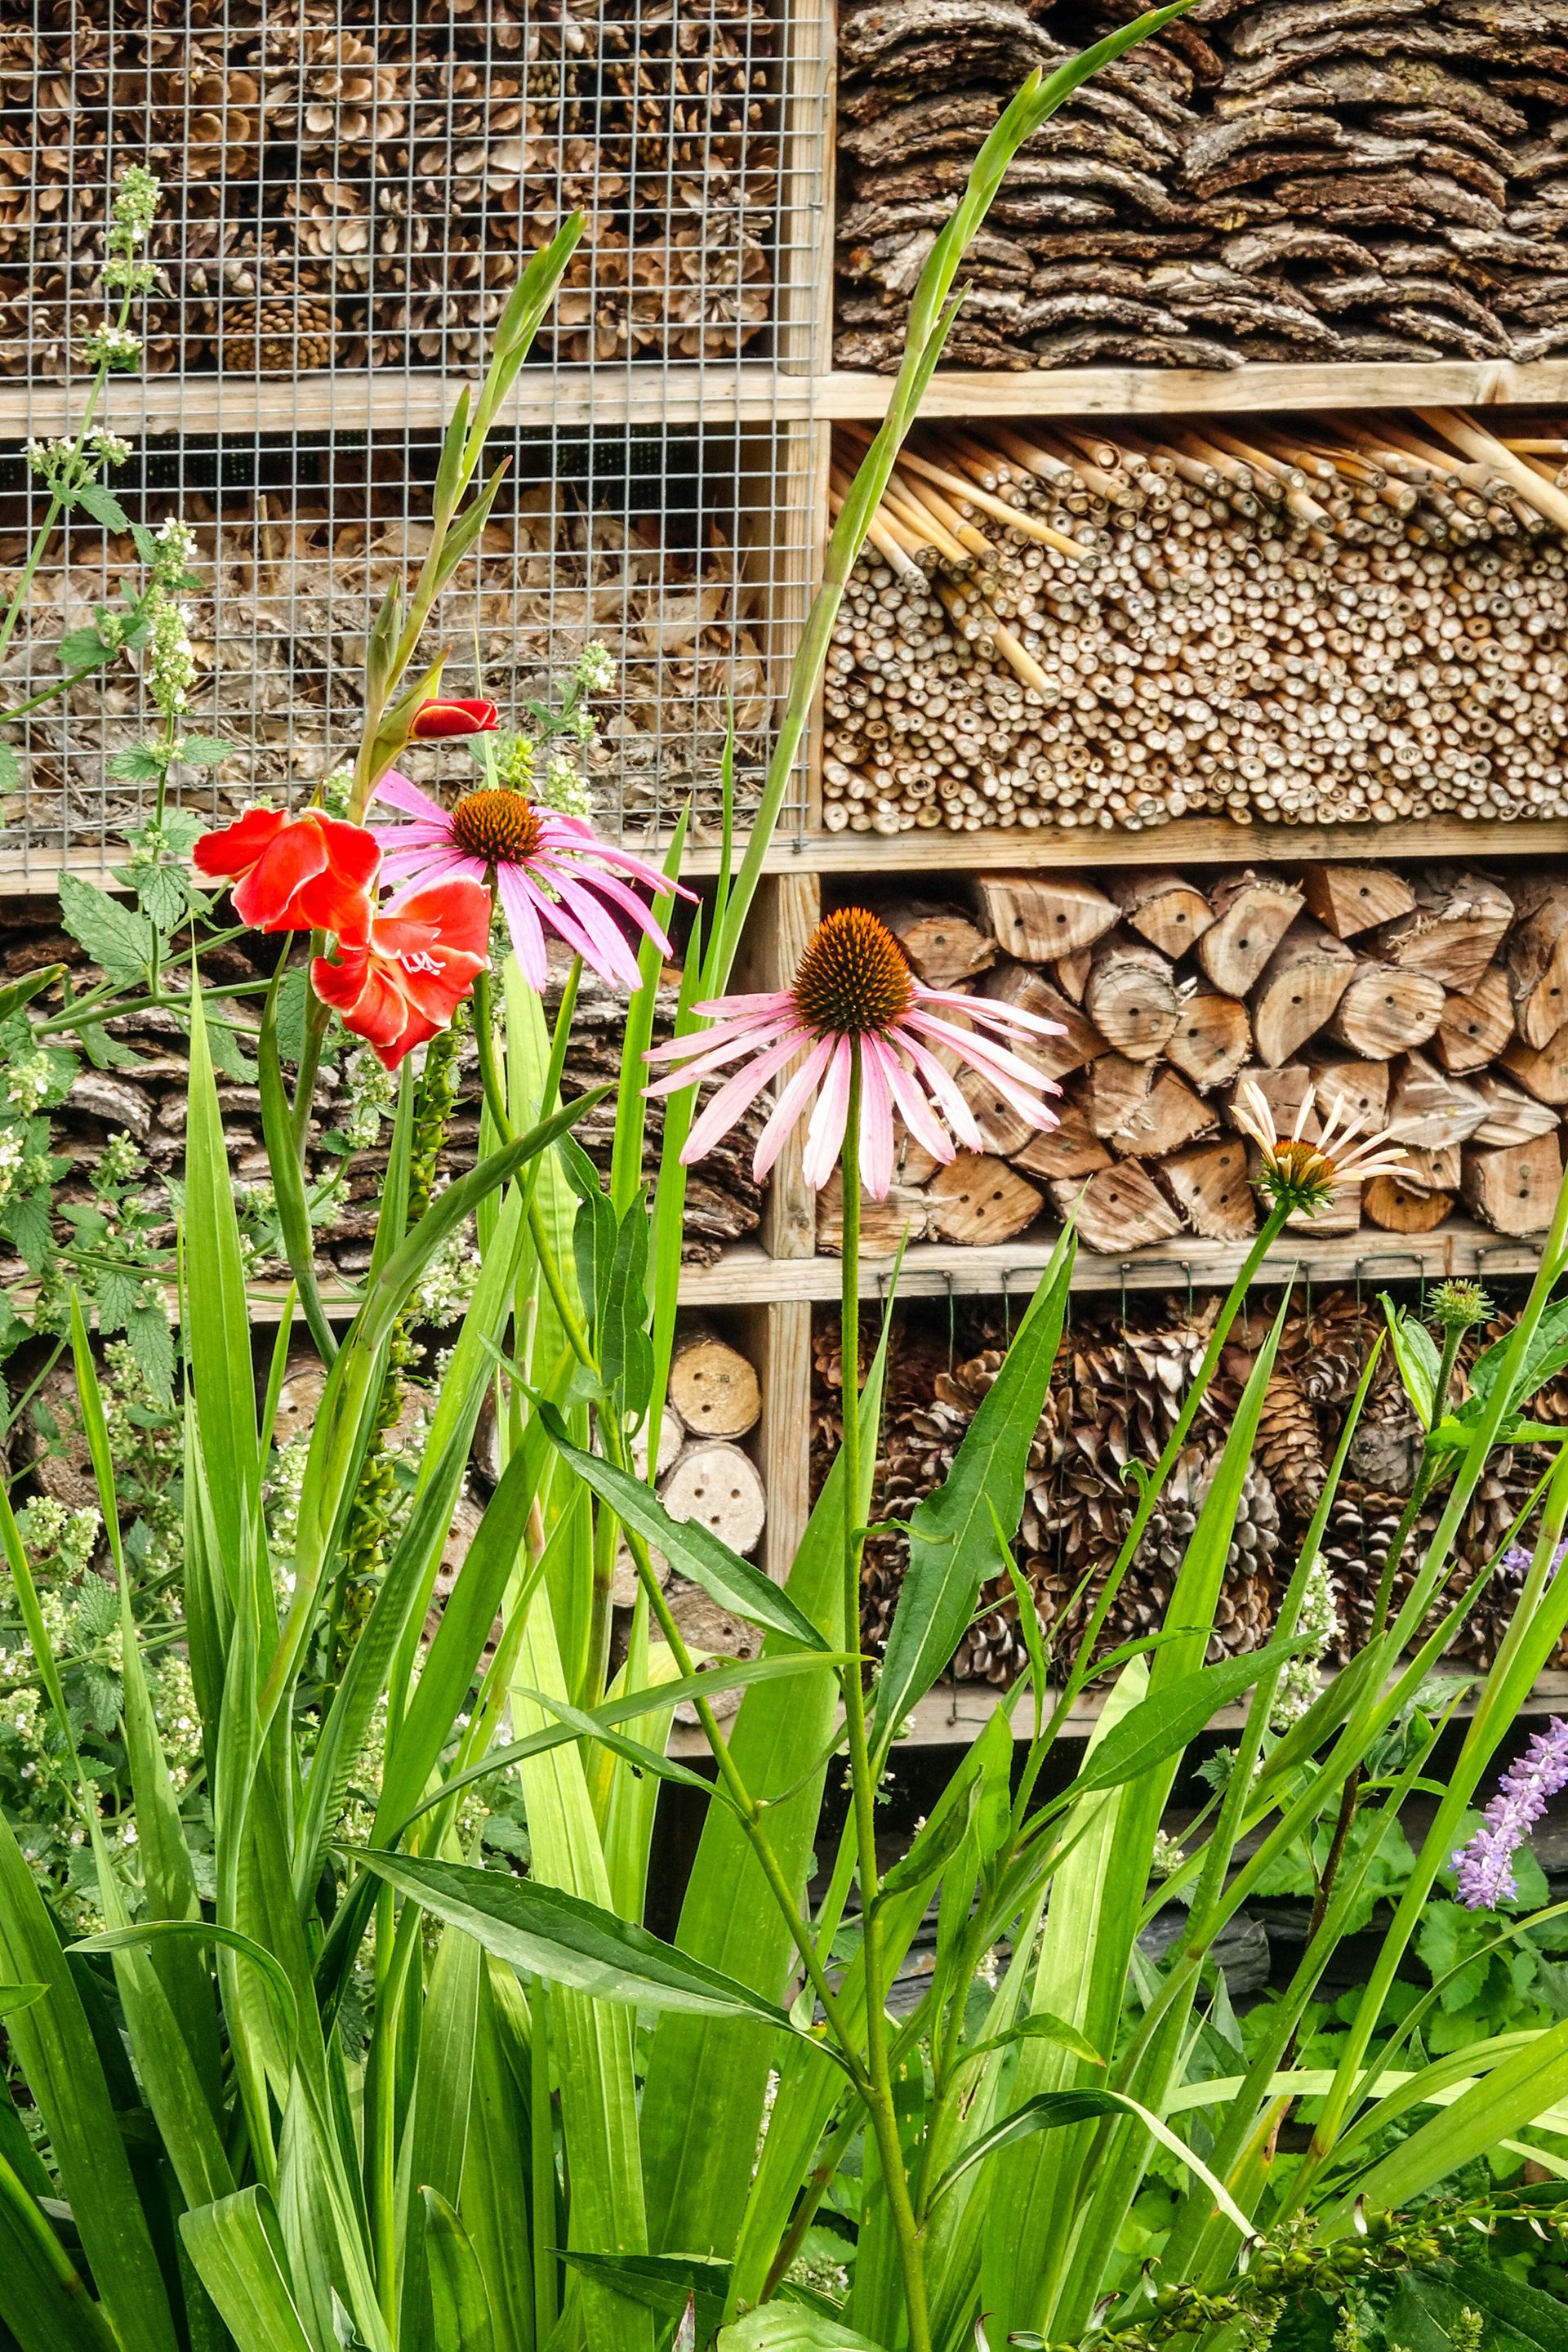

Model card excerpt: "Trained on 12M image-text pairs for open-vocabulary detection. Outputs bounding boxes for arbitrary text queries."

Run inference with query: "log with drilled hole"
[818,858,1568,1258]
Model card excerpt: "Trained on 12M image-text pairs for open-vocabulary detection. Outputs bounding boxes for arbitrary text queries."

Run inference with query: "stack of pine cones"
[813,1286,1568,1688]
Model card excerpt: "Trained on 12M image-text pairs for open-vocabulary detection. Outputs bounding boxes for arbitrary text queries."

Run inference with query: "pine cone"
[1255,1367,1327,1521]
[219,299,337,373]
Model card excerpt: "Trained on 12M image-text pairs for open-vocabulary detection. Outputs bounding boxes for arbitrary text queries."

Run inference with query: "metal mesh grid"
[0,417,817,865]
[0,0,828,871]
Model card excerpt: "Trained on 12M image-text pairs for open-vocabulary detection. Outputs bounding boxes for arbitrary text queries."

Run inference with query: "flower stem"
[836,1040,933,2352]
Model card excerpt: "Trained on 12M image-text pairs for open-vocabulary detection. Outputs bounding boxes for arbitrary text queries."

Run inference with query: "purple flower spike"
[1452,1715,1568,1910]
[1499,1537,1568,1584]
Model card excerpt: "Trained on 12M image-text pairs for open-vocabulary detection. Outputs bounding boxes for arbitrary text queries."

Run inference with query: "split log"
[976,873,1118,962]
[926,1154,1044,1245]
[1435,967,1513,1076]
[1375,872,1514,997]
[1197,872,1304,997]
[1307,1058,1390,1130]
[1507,882,1568,1049]
[1385,1053,1489,1151]
[1285,1182,1361,1238]
[1396,1144,1462,1196]
[817,1173,931,1254]
[1461,1132,1565,1236]
[1084,1057,1216,1159]
[979,960,1107,1079]
[1362,1176,1455,1234]
[1012,1104,1111,1181]
[1107,870,1216,958]
[1158,1138,1257,1241]
[1325,961,1446,1058]
[1084,938,1179,1062]
[661,1441,768,1558]
[666,1579,763,1722]
[669,1330,762,1441]
[1501,1028,1568,1106]
[956,1054,1049,1158]
[1165,983,1252,1090]
[1225,1062,1314,1138]
[1054,948,1093,1004]
[1250,920,1356,1067]
[1301,865,1416,941]
[1047,1162,1183,1256]
[1471,1076,1562,1150]
[881,898,996,987]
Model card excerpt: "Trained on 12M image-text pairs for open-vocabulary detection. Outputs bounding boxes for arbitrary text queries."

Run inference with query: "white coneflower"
[1231,1078,1408,1218]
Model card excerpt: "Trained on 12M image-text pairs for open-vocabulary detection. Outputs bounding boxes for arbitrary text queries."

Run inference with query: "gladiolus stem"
[836,1041,933,2352]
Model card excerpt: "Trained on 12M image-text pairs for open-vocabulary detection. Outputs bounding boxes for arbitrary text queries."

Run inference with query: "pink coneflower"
[644,906,1064,1200]
[367,773,686,991]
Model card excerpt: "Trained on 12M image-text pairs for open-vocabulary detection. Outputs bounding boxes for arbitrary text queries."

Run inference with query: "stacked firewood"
[0,0,778,376]
[813,1287,1568,1685]
[815,860,1568,1257]
[835,0,1568,372]
[824,410,1568,837]
[0,481,769,853]
[0,905,760,1274]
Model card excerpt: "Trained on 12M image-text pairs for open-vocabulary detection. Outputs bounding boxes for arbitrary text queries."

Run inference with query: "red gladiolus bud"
[310,875,491,1070]
[408,697,499,741]
[194,808,380,944]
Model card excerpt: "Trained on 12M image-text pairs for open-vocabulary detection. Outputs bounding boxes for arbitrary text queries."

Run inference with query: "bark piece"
[977,872,1119,960]
[1436,965,1513,1073]
[1197,871,1305,996]
[926,1153,1045,1245]
[1362,1175,1456,1232]
[669,1330,762,1440]
[1250,920,1357,1066]
[880,897,997,987]
[1159,1137,1258,1240]
[1165,983,1253,1090]
[1047,1160,1183,1254]
[1084,938,1179,1062]
[1507,881,1568,1048]
[1325,960,1446,1057]
[1461,1131,1565,1235]
[1385,1051,1490,1149]
[1374,871,1515,996]
[1012,1102,1111,1180]
[1107,869,1217,957]
[1301,864,1418,939]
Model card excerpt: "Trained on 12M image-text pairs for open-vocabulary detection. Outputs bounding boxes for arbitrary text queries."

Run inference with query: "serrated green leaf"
[107,744,166,783]
[135,861,197,933]
[178,735,232,767]
[69,479,131,533]
[56,873,154,986]
[59,626,114,670]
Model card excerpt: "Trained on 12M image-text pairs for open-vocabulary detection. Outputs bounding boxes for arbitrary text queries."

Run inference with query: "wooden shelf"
[10,815,1568,903]
[819,357,1568,422]
[679,1222,1552,1305]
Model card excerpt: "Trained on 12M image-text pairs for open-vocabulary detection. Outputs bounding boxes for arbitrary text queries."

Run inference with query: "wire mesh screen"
[0,418,816,868]
[0,0,828,874]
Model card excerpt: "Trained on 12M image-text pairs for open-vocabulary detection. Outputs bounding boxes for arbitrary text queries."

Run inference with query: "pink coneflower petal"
[858,1040,898,1200]
[902,1009,1062,1094]
[368,818,453,849]
[938,1032,1061,1130]
[545,868,646,987]
[644,1011,789,1065]
[893,1031,987,1152]
[693,990,798,1018]
[537,856,676,958]
[497,863,549,991]
[802,1037,854,1192]
[880,1045,957,1168]
[916,984,1067,1038]
[681,1031,809,1165]
[643,1018,802,1095]
[562,832,697,901]
[752,1036,837,1183]
[381,845,489,889]
[510,869,615,987]
[374,771,448,823]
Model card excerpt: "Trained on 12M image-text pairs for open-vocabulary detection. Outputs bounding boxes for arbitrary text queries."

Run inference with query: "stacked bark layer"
[825,409,1568,836]
[836,0,1568,372]
[0,907,760,1276]
[813,1289,1568,1686]
[2,0,779,376]
[817,860,1568,1255]
[1,470,768,853]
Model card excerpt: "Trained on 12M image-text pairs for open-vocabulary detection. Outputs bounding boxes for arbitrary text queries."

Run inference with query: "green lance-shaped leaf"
[422,2190,497,2352]
[718,2310,886,2352]
[534,1400,832,1651]
[0,962,63,1023]
[1061,1638,1313,1803]
[349,1848,803,2025]
[926,2089,1254,2237]
[184,981,261,1573]
[257,965,338,1367]
[871,1229,1073,1757]
[180,2189,318,2352]
[562,2252,733,2337]
[0,2146,122,2352]
[1391,2262,1568,2352]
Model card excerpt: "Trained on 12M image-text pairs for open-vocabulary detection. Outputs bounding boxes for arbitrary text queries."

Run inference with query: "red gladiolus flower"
[310,876,492,1070]
[408,697,499,741]
[194,808,380,945]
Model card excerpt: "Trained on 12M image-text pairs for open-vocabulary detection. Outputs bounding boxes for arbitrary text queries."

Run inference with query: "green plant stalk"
[837,1043,933,2352]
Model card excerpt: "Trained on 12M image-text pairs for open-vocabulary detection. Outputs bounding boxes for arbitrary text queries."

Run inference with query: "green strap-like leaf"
[928,2088,1254,2237]
[422,2189,497,2352]
[0,2146,122,2352]
[180,2188,318,2352]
